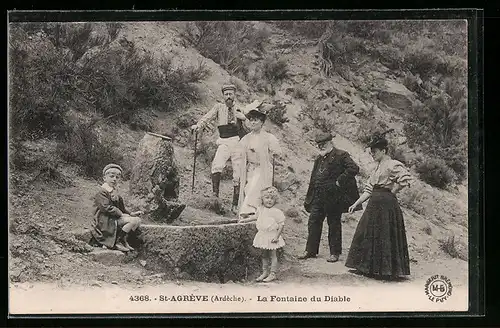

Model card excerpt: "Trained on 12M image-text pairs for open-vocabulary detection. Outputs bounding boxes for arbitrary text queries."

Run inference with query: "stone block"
[137,222,260,283]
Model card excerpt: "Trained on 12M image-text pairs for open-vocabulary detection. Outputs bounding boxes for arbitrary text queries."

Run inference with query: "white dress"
[253,207,286,250]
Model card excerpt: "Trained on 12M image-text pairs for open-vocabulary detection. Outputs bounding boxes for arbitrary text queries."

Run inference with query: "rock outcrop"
[377,80,415,111]
[129,133,186,223]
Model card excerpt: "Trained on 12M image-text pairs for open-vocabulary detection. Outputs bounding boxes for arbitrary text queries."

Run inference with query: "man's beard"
[225,98,234,106]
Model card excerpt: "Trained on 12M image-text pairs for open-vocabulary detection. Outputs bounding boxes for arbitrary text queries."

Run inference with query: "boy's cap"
[315,131,335,144]
[221,84,236,93]
[103,164,123,176]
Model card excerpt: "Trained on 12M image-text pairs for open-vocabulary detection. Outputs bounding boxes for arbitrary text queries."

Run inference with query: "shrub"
[284,207,299,218]
[267,101,289,127]
[181,21,270,76]
[9,22,209,143]
[293,86,308,100]
[273,21,332,39]
[262,56,289,84]
[57,121,125,179]
[355,118,390,144]
[404,49,444,79]
[176,113,197,130]
[415,157,455,189]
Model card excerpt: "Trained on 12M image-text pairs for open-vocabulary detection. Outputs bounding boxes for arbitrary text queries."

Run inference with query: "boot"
[231,184,240,214]
[211,172,222,198]
[211,172,224,214]
[114,230,129,252]
[122,233,135,251]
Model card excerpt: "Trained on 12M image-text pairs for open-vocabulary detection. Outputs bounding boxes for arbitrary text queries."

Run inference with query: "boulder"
[137,222,260,283]
[377,80,415,111]
[129,133,186,223]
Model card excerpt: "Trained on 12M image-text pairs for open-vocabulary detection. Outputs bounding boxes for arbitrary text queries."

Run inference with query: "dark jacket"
[304,148,362,214]
[91,187,130,248]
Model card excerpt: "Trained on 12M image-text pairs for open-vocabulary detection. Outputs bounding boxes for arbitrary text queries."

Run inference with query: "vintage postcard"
[8,12,477,315]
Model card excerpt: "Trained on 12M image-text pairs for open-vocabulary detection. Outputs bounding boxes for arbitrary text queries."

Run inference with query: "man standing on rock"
[299,131,361,263]
[191,84,249,214]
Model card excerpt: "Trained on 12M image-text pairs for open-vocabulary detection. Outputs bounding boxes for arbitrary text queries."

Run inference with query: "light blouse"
[364,159,413,194]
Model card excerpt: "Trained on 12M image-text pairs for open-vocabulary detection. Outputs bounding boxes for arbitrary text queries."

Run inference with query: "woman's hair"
[368,136,389,153]
[260,186,279,204]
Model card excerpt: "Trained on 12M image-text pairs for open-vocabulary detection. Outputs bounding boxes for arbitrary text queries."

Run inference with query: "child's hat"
[103,163,123,176]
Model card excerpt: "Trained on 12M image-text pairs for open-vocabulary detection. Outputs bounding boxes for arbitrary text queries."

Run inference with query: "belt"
[218,124,239,138]
[373,186,391,192]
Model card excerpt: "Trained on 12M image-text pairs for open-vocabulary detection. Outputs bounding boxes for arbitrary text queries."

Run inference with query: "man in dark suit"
[299,131,361,263]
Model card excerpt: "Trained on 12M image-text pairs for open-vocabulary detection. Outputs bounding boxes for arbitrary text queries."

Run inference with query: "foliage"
[266,101,289,127]
[180,21,270,76]
[262,56,289,84]
[415,157,455,189]
[57,121,125,179]
[10,22,209,142]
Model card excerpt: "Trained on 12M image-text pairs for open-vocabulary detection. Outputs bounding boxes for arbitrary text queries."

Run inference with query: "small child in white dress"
[241,186,285,282]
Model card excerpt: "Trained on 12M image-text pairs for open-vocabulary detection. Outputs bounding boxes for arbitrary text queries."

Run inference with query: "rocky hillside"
[8,21,468,284]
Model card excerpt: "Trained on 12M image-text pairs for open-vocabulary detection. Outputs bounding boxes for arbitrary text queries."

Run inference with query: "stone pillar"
[129,133,186,223]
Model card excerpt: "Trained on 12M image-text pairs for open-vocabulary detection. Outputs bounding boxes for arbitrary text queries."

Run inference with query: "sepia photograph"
[8,15,474,315]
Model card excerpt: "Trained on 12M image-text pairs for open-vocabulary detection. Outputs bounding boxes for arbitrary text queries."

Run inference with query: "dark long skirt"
[345,188,410,277]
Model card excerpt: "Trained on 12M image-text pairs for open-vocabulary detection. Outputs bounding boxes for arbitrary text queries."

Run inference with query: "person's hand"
[131,211,144,216]
[190,124,200,132]
[348,204,357,213]
[271,237,279,243]
[235,111,247,120]
[335,180,341,187]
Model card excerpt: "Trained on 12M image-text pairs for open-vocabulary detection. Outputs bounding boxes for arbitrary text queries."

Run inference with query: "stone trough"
[131,222,260,283]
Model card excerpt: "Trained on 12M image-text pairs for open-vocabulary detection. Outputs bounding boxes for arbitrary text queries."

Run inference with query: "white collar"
[101,183,114,193]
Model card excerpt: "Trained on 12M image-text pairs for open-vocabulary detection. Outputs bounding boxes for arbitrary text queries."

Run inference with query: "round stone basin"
[135,219,260,283]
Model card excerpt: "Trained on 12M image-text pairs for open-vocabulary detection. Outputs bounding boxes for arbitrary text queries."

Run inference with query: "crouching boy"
[91,164,143,252]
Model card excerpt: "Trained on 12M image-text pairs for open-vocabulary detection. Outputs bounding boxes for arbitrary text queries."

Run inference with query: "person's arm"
[192,104,218,130]
[390,161,413,194]
[348,191,371,213]
[271,210,286,242]
[337,152,360,187]
[95,190,124,218]
[239,216,257,223]
[268,134,282,158]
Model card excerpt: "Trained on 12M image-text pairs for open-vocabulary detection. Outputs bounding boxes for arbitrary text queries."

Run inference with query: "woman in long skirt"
[345,136,413,279]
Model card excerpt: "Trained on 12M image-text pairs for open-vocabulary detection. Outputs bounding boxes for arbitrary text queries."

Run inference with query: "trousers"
[211,136,242,185]
[305,202,342,256]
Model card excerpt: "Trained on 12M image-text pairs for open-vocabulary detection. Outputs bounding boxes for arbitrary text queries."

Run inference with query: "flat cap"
[314,131,335,144]
[103,163,123,176]
[221,84,236,93]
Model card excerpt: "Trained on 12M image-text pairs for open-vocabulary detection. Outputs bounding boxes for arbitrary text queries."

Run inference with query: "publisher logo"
[425,275,453,302]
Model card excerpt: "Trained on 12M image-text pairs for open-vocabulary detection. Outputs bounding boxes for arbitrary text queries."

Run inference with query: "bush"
[284,207,299,218]
[10,23,209,143]
[57,121,125,179]
[415,157,455,189]
[293,86,308,100]
[266,101,289,127]
[355,118,390,144]
[404,49,444,79]
[262,56,289,84]
[273,21,332,39]
[181,21,270,76]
